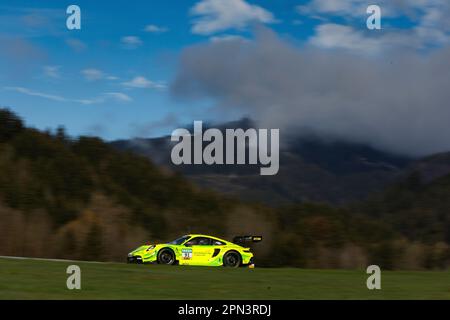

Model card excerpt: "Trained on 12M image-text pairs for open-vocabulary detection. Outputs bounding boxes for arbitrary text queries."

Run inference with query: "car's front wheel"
[157,248,175,265]
[223,251,241,268]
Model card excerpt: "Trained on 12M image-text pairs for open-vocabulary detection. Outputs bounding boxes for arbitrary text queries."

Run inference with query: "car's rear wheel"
[223,251,241,268]
[157,248,175,265]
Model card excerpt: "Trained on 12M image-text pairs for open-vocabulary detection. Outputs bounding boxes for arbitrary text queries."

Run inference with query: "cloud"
[66,38,87,52]
[103,92,132,102]
[77,92,133,104]
[190,0,276,35]
[131,113,180,137]
[171,28,450,156]
[310,24,374,51]
[296,0,432,18]
[297,0,450,48]
[4,86,66,102]
[296,0,371,18]
[121,36,143,49]
[309,23,449,53]
[122,76,167,90]
[75,98,102,105]
[81,69,118,81]
[4,86,132,104]
[43,65,61,78]
[209,34,248,43]
[144,24,169,33]
[81,68,104,81]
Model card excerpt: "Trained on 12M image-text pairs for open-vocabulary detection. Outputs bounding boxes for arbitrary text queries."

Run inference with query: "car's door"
[182,237,215,265]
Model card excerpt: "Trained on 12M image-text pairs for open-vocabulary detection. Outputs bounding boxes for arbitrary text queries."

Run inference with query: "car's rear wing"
[232,235,262,245]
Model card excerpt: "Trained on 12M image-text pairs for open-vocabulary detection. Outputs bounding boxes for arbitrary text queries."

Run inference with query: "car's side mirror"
[184,243,192,247]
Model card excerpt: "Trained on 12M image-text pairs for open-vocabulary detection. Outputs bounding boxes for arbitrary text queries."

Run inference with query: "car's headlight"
[146,245,155,251]
[128,253,133,257]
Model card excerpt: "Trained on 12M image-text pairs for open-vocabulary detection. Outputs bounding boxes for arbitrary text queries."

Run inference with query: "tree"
[81,223,103,261]
[0,108,24,142]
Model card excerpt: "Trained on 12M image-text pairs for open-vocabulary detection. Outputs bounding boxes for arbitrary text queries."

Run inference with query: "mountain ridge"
[111,118,419,205]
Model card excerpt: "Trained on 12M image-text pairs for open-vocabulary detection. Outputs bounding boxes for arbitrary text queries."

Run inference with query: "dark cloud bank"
[171,28,450,157]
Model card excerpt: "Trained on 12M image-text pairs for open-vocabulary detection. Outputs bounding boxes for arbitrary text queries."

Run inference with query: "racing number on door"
[182,248,193,260]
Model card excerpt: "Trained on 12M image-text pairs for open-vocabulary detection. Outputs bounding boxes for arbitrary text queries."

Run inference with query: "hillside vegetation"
[0,109,449,269]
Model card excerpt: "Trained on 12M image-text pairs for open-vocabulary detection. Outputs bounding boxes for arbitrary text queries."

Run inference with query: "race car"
[127,234,262,268]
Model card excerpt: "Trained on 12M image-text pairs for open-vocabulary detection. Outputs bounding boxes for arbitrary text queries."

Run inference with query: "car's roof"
[185,234,232,244]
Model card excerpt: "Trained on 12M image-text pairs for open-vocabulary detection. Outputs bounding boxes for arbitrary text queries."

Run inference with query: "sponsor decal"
[182,248,193,260]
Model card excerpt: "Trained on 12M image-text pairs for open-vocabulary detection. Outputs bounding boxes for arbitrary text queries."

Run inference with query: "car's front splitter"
[127,256,143,264]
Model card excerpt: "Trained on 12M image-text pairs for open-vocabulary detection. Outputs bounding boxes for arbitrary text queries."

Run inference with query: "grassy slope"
[0,258,448,300]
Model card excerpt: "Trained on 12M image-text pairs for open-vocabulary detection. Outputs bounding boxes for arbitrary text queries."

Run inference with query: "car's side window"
[186,237,213,246]
[197,237,212,246]
[213,240,225,245]
[185,238,199,246]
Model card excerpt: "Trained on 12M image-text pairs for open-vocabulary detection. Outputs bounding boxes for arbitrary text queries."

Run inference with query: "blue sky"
[1,0,449,143]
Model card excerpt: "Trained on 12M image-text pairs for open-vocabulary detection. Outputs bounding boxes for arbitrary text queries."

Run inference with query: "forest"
[0,108,449,269]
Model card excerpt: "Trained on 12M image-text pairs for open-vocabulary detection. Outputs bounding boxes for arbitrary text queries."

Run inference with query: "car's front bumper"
[127,255,143,264]
[127,254,159,264]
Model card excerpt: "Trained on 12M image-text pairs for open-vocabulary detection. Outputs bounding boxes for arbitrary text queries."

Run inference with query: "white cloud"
[104,92,132,102]
[43,65,61,78]
[122,76,167,90]
[121,36,143,49]
[4,86,132,104]
[296,0,368,18]
[309,23,449,53]
[81,68,104,81]
[144,24,169,33]
[190,0,276,35]
[77,92,133,104]
[75,99,98,105]
[298,0,450,49]
[297,0,450,20]
[81,69,118,81]
[309,24,383,53]
[4,86,66,102]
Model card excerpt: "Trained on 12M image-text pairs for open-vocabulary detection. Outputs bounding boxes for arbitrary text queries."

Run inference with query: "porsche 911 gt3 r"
[127,234,261,268]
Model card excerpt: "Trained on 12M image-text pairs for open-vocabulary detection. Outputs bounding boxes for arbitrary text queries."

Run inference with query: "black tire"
[157,248,175,265]
[223,251,241,268]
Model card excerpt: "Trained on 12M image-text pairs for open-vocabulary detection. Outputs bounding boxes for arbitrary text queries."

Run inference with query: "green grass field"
[0,257,449,299]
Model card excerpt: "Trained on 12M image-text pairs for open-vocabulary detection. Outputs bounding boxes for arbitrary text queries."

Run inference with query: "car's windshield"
[168,235,191,245]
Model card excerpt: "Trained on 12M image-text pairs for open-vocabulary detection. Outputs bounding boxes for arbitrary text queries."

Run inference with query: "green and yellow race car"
[127,234,261,268]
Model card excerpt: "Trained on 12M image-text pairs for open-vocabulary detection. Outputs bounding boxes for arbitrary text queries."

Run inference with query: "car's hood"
[129,244,153,255]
